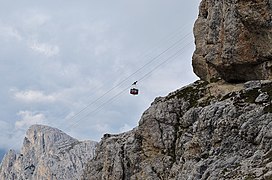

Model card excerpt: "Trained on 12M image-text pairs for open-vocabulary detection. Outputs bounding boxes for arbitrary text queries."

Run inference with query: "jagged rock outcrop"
[0,125,97,180]
[82,80,272,180]
[1,1,272,180]
[192,0,272,82]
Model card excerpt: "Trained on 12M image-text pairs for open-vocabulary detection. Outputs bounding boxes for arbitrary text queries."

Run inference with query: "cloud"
[15,111,46,130]
[23,13,50,28]
[0,25,22,41]
[0,111,47,151]
[29,41,59,57]
[119,123,133,133]
[0,0,201,151]
[0,121,10,133]
[13,90,56,103]
[94,43,110,56]
[0,121,13,148]
[0,120,23,150]
[93,123,110,134]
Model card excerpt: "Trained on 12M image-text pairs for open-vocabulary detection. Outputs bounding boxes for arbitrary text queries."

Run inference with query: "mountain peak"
[22,124,78,156]
[0,125,97,180]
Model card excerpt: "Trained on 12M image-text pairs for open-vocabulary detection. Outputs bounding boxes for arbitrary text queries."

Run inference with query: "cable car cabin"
[130,88,139,95]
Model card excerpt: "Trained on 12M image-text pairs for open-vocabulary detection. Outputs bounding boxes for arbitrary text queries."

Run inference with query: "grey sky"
[0,0,201,154]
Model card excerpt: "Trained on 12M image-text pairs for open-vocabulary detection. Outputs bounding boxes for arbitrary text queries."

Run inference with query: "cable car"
[130,88,139,95]
[130,81,139,95]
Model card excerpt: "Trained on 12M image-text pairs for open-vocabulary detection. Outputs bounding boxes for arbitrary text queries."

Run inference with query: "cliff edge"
[81,1,272,178]
[1,0,272,179]
[82,80,272,179]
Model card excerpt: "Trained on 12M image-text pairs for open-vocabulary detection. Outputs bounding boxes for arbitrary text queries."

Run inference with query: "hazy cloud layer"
[15,111,47,130]
[13,89,57,103]
[0,0,200,154]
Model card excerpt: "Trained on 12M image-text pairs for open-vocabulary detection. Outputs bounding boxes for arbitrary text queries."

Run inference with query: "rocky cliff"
[192,0,272,82]
[82,80,272,179]
[0,125,97,180]
[80,1,272,179]
[1,0,272,179]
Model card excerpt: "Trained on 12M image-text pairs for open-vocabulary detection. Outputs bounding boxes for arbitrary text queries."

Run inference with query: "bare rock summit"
[0,125,97,180]
[1,1,272,180]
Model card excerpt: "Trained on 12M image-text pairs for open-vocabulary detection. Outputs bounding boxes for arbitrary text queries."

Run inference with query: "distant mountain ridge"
[0,125,97,180]
[1,0,272,179]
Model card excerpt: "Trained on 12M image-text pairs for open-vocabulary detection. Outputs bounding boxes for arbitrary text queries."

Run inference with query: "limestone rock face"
[82,80,272,179]
[0,125,97,180]
[192,0,272,82]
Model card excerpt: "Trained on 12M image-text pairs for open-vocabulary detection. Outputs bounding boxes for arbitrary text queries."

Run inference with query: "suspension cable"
[59,31,192,125]
[64,40,193,130]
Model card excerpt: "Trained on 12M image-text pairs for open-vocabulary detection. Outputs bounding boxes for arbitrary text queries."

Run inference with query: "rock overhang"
[192,0,272,83]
